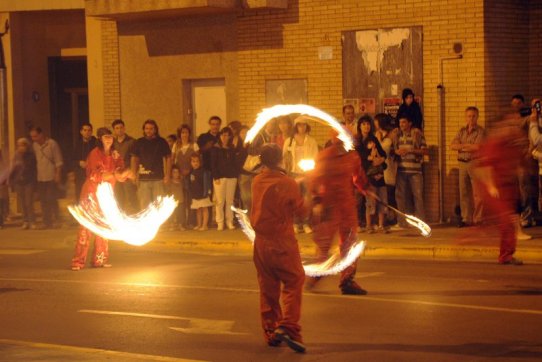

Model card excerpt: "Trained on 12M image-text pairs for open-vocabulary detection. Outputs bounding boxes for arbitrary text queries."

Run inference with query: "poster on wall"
[383,97,402,119]
[266,79,308,106]
[359,98,376,114]
[343,98,360,113]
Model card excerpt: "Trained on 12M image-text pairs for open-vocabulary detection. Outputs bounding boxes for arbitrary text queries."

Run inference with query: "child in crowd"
[189,153,213,231]
[9,138,37,230]
[167,165,185,231]
[166,134,177,150]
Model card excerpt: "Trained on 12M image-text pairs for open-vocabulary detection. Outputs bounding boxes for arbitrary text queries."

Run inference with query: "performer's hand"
[79,160,87,168]
[214,179,221,185]
[163,175,171,185]
[487,185,500,199]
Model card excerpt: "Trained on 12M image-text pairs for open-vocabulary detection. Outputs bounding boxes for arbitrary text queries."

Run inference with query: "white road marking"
[3,277,542,316]
[78,309,247,335]
[0,338,206,362]
[0,249,45,255]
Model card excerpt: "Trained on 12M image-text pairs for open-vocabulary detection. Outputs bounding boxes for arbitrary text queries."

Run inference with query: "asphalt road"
[1,243,542,361]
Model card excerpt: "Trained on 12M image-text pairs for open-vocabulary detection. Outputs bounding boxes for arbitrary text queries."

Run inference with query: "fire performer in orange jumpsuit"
[475,114,524,265]
[307,129,372,294]
[251,143,307,353]
[71,127,133,271]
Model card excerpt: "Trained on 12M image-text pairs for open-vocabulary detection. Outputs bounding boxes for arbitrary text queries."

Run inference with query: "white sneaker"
[227,223,235,230]
[21,222,29,230]
[217,224,224,231]
[302,224,313,234]
[517,233,532,241]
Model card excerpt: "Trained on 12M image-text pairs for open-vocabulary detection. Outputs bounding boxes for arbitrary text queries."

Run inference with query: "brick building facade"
[1,0,541,222]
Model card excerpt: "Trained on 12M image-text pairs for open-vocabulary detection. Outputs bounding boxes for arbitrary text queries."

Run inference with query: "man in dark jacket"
[74,123,97,201]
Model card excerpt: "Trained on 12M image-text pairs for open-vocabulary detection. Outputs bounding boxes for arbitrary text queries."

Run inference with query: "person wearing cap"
[282,116,319,234]
[71,127,134,271]
[251,143,308,353]
[307,127,372,295]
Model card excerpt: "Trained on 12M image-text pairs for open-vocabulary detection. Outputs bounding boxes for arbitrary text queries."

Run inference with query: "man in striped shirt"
[451,106,485,227]
[391,116,428,228]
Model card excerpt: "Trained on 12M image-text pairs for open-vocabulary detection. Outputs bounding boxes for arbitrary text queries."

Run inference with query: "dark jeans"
[15,183,35,223]
[37,181,59,227]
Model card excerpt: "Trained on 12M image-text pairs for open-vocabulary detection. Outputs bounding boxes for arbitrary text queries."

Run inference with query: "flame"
[404,214,432,237]
[303,241,365,277]
[297,159,315,172]
[244,104,354,151]
[68,183,177,246]
[232,206,363,276]
[231,206,255,242]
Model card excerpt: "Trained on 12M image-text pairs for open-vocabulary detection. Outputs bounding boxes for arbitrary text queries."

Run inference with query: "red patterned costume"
[71,147,123,269]
[309,141,370,294]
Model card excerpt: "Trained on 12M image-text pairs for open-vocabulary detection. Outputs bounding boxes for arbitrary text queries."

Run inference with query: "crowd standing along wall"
[236,0,485,222]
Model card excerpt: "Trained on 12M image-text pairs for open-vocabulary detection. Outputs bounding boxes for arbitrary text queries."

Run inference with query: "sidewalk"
[1,221,542,264]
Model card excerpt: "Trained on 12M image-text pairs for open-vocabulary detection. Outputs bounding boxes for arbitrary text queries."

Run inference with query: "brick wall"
[101,19,121,124]
[530,0,542,99]
[237,0,486,222]
[484,0,529,123]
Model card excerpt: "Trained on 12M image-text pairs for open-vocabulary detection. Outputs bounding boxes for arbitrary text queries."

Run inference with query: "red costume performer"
[251,144,307,353]
[71,128,125,270]
[308,136,371,294]
[476,116,523,265]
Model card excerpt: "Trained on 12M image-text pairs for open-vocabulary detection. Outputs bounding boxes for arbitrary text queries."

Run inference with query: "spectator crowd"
[0,88,541,257]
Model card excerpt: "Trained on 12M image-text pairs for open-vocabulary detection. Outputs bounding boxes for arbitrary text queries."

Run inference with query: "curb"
[150,238,542,263]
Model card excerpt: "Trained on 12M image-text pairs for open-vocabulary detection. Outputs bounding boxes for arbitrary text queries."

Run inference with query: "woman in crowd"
[356,115,388,233]
[274,116,293,149]
[211,127,240,231]
[71,127,132,271]
[236,124,253,213]
[374,113,398,226]
[282,116,319,234]
[172,124,199,228]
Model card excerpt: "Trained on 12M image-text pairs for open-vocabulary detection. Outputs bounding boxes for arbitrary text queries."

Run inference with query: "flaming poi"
[231,206,365,277]
[68,182,177,246]
[244,104,354,151]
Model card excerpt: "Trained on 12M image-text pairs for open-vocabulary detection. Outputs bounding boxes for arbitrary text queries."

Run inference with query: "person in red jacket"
[71,127,133,271]
[308,128,372,294]
[251,143,307,353]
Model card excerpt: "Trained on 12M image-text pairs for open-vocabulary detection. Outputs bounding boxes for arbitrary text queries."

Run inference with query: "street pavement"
[1,219,542,264]
[1,245,541,361]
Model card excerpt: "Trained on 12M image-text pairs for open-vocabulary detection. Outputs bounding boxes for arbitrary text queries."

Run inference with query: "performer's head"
[96,127,114,152]
[260,143,283,169]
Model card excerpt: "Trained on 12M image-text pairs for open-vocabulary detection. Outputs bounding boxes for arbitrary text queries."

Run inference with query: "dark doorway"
[48,57,88,173]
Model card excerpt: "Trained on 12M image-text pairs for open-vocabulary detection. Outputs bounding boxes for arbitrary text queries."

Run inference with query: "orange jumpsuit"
[310,144,370,287]
[71,147,123,269]
[251,168,306,344]
[477,126,522,263]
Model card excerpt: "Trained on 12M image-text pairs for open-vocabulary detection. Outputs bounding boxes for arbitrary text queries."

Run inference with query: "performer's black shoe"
[274,328,306,353]
[500,257,524,266]
[305,276,322,291]
[341,281,368,295]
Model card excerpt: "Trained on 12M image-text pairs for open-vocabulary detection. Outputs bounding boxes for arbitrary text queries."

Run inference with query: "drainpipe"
[437,54,462,223]
[0,20,9,161]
